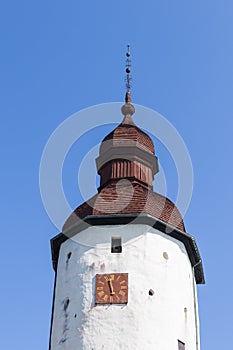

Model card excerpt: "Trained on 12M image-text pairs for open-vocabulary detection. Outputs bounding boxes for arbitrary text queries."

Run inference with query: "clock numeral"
[98,291,105,297]
[98,281,104,285]
[120,280,126,285]
[103,295,108,302]
[121,286,127,290]
[110,296,113,303]
[97,287,103,291]
[119,290,125,296]
[116,275,121,281]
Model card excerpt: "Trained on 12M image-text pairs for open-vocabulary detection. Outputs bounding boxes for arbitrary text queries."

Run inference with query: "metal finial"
[125,44,131,93]
[121,44,135,121]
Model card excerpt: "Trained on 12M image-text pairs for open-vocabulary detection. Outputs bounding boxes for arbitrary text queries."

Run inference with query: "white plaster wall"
[50,224,199,350]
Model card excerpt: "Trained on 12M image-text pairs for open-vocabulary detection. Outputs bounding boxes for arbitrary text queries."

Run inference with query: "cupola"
[96,91,159,189]
[62,94,185,233]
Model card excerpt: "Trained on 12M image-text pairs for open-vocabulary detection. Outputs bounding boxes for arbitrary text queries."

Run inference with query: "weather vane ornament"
[121,44,135,119]
[125,44,132,93]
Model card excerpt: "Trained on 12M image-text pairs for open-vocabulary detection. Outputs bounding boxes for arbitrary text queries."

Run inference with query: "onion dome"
[63,93,185,233]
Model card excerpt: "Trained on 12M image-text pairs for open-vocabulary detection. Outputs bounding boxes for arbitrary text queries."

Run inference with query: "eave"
[50,213,205,284]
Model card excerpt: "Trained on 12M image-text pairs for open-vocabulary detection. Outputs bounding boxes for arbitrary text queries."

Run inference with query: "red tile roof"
[100,123,155,155]
[63,181,185,232]
[63,100,185,233]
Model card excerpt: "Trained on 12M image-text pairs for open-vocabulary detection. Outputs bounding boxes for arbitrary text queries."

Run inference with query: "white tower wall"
[50,224,200,350]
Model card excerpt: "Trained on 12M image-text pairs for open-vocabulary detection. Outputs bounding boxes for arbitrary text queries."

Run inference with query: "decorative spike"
[121,45,135,121]
[125,44,132,93]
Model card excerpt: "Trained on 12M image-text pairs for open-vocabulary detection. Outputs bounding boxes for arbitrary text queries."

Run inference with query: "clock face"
[95,273,128,304]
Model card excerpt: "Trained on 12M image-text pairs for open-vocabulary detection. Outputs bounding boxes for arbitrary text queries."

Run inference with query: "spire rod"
[125,44,132,102]
[121,44,135,122]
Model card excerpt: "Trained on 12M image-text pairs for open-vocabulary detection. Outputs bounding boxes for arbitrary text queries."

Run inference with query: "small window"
[178,340,185,350]
[111,236,122,253]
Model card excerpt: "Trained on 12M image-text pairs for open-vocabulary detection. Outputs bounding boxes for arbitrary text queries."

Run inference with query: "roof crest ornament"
[125,44,131,94]
[121,44,135,123]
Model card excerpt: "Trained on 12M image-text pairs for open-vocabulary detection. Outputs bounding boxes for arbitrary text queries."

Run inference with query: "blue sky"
[0,1,232,349]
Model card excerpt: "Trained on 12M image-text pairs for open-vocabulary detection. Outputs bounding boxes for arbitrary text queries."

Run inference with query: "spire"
[125,44,131,93]
[121,44,135,124]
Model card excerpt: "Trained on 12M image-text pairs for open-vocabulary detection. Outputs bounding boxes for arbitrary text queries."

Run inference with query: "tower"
[49,51,204,350]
